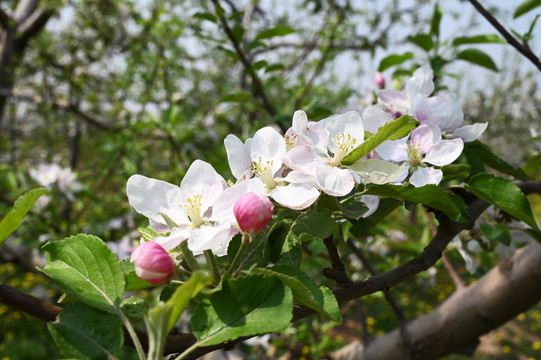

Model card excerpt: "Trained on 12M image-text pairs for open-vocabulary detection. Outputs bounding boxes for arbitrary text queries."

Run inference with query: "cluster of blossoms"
[29,163,83,201]
[127,65,487,284]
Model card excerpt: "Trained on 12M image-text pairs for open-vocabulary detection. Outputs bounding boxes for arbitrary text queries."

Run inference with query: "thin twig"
[441,250,466,290]
[468,0,541,71]
[323,234,353,287]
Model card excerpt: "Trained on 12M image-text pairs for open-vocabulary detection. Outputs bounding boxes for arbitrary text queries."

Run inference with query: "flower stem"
[227,233,251,276]
[115,306,146,360]
[180,241,201,272]
[204,250,221,286]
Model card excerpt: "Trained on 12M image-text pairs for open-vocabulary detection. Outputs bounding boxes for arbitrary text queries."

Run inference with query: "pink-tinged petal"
[283,145,325,175]
[348,159,407,185]
[130,241,175,285]
[127,174,187,227]
[315,165,354,196]
[234,192,274,233]
[375,139,409,163]
[378,89,409,109]
[406,65,434,97]
[409,167,443,187]
[410,124,434,153]
[449,122,488,142]
[187,223,235,256]
[423,138,464,166]
[360,195,379,218]
[293,113,329,154]
[362,105,394,134]
[225,134,252,180]
[271,183,320,210]
[281,170,318,188]
[415,94,464,132]
[324,111,364,154]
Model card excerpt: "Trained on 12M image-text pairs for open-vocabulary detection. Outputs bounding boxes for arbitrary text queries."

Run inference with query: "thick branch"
[331,240,541,359]
[468,0,541,72]
[0,8,11,30]
[0,283,60,322]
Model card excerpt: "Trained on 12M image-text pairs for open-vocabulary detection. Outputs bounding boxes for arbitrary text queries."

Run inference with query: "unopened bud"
[130,241,175,285]
[233,192,274,234]
[374,71,385,89]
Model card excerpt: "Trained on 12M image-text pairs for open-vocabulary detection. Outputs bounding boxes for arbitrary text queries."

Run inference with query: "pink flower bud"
[374,71,385,89]
[130,241,175,285]
[233,192,274,234]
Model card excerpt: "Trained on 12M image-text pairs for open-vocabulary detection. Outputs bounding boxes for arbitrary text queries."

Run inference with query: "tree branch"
[468,0,541,72]
[323,234,353,287]
[0,8,11,30]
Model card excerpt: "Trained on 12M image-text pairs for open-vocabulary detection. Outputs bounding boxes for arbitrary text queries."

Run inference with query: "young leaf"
[0,187,48,246]
[480,223,512,246]
[430,3,443,39]
[362,184,459,215]
[514,0,541,18]
[342,115,419,165]
[255,265,341,322]
[191,275,293,346]
[465,141,529,180]
[41,234,125,312]
[48,302,123,359]
[378,52,414,72]
[138,226,160,242]
[121,296,148,319]
[408,33,434,51]
[452,34,505,45]
[467,174,540,231]
[456,48,498,71]
[441,164,471,182]
[255,25,295,40]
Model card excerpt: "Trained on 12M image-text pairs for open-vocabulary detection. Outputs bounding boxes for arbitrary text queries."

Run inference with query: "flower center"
[407,142,424,167]
[285,132,298,150]
[329,133,356,166]
[251,157,278,190]
[183,194,204,228]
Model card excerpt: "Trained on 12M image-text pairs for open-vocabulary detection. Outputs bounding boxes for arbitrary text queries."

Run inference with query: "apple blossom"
[233,192,274,234]
[130,241,175,285]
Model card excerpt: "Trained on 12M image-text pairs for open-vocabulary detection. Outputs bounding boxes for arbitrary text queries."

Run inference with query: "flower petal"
[360,195,380,218]
[449,122,488,142]
[362,105,394,134]
[409,167,443,187]
[225,134,252,180]
[348,159,408,184]
[375,139,409,163]
[251,126,287,176]
[271,183,320,210]
[283,145,325,175]
[180,160,227,211]
[406,65,434,97]
[315,165,354,196]
[324,111,364,154]
[415,94,464,132]
[423,138,464,166]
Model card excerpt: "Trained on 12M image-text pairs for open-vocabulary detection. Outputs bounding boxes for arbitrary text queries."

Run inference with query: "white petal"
[315,165,355,196]
[406,65,434,97]
[271,183,320,210]
[409,167,443,187]
[293,114,329,154]
[449,122,488,142]
[180,160,227,210]
[324,111,364,154]
[283,145,325,175]
[155,227,190,251]
[348,159,408,185]
[423,138,464,166]
[127,174,187,226]
[187,223,235,256]
[360,195,380,218]
[251,126,287,175]
[280,170,319,188]
[415,94,464,132]
[378,89,409,109]
[224,134,252,180]
[361,105,394,134]
[375,139,409,163]
[410,124,434,153]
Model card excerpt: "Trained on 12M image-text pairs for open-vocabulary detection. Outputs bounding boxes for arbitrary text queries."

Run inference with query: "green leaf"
[452,34,506,45]
[255,266,341,322]
[193,12,217,23]
[408,34,434,51]
[378,52,414,72]
[291,209,334,240]
[121,258,154,291]
[465,141,529,180]
[362,184,459,215]
[339,199,369,220]
[255,25,295,40]
[48,303,123,360]
[227,232,269,272]
[480,223,512,246]
[446,192,472,223]
[456,48,498,71]
[467,174,540,231]
[0,187,48,246]
[120,296,148,319]
[191,275,293,346]
[525,153,541,174]
[342,115,419,165]
[441,164,471,182]
[41,234,125,312]
[220,90,253,103]
[514,0,541,18]
[138,226,160,242]
[430,3,443,39]
[349,198,402,237]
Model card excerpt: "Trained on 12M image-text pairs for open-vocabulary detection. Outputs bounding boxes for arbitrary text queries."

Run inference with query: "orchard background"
[1,0,541,359]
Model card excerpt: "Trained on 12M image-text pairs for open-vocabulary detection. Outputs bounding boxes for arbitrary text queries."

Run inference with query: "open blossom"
[29,163,83,200]
[131,241,175,285]
[362,65,487,142]
[127,160,241,256]
[376,124,464,187]
[225,126,320,210]
[234,192,274,234]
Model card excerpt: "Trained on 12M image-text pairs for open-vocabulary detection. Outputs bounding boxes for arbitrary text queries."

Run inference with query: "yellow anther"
[251,157,278,190]
[329,133,357,166]
[182,194,204,228]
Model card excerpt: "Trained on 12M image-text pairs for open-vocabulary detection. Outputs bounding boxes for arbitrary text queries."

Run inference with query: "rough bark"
[331,240,541,360]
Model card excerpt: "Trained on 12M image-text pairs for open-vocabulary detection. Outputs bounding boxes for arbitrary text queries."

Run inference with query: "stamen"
[251,157,278,190]
[285,132,298,150]
[329,133,357,166]
[407,142,424,167]
[182,194,204,228]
